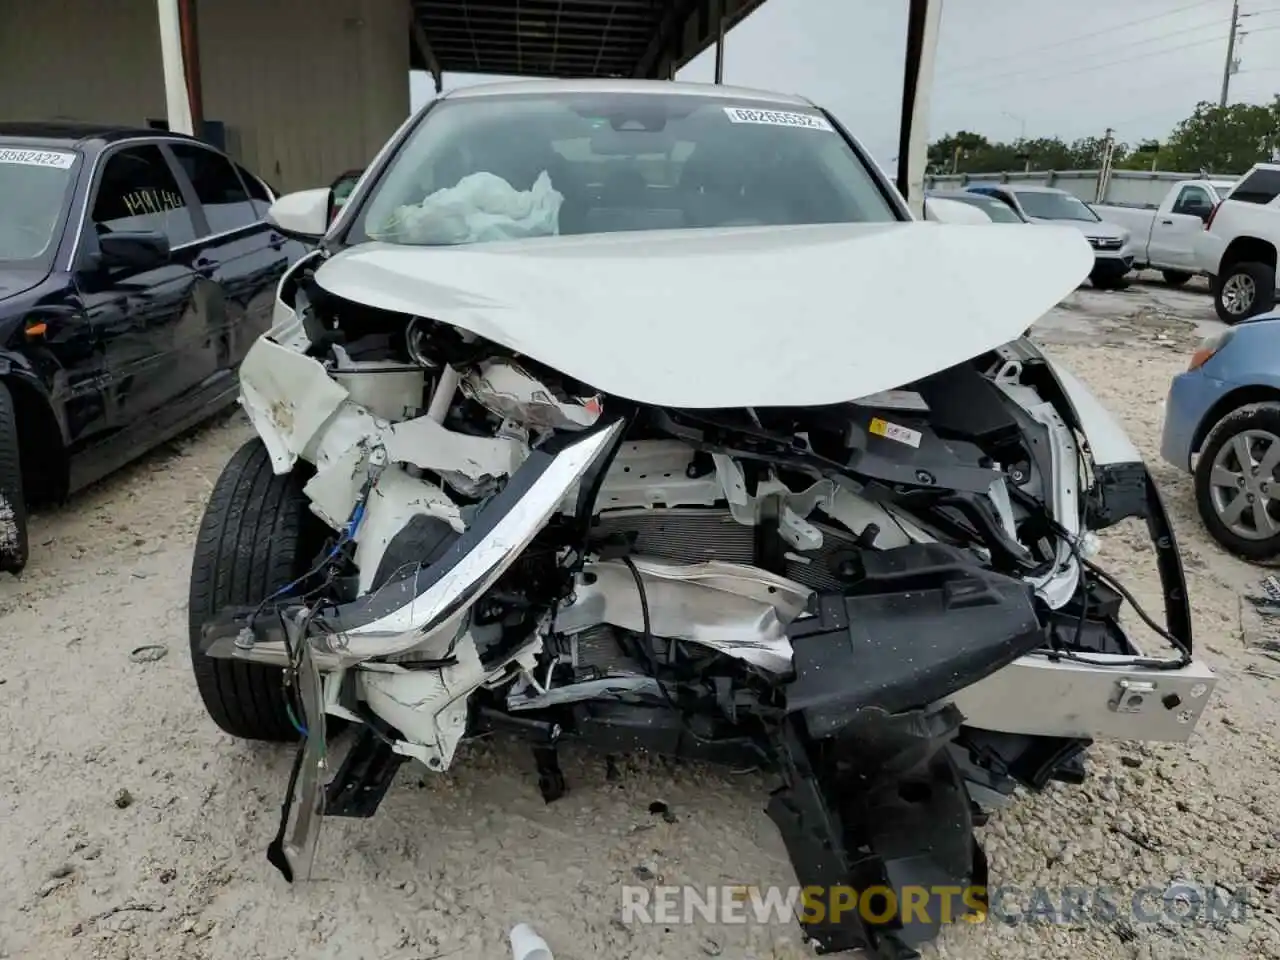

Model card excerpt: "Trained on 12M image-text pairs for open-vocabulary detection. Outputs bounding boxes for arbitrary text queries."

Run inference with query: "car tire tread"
[188,439,321,741]
[0,381,29,575]
[1213,261,1277,325]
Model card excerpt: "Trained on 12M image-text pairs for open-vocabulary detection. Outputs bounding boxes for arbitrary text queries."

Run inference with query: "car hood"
[0,268,47,305]
[313,222,1093,408]
[1029,217,1128,242]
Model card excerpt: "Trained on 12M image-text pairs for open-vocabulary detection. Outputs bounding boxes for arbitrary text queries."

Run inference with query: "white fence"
[924,169,1240,209]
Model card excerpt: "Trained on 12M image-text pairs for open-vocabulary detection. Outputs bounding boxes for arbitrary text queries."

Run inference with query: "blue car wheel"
[1194,401,1280,562]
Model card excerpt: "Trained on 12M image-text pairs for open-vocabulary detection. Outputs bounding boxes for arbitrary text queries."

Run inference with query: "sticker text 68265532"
[0,148,76,170]
[722,107,835,132]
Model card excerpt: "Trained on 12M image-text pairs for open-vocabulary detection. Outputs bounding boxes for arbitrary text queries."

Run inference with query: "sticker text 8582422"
[722,107,835,132]
[0,148,76,170]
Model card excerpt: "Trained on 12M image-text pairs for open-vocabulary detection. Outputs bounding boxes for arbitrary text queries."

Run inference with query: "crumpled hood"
[314,221,1093,408]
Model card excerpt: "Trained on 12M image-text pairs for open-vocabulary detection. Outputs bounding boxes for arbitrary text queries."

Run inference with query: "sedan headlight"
[1189,329,1235,371]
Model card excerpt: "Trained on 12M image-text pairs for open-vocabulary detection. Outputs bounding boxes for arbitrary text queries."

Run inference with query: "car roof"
[0,120,209,150]
[439,78,816,109]
[931,189,999,201]
[1003,185,1071,194]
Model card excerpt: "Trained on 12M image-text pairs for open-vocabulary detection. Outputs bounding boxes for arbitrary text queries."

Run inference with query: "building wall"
[0,0,410,192]
[197,0,410,191]
[0,0,167,124]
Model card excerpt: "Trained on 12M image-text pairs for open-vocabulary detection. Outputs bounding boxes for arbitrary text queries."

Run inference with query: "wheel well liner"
[1,375,68,504]
[1191,384,1280,454]
[1221,236,1278,274]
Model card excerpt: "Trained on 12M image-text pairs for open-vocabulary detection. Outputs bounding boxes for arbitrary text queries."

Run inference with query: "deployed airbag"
[383,171,564,244]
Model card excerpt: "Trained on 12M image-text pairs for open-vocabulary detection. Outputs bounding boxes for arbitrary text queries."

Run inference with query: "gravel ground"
[1,274,1277,960]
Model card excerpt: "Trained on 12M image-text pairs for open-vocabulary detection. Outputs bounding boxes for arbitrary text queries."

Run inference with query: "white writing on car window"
[121,188,185,218]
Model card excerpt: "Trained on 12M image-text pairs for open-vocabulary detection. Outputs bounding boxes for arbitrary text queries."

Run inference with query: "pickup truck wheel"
[188,439,327,741]
[1161,270,1192,287]
[1214,261,1276,324]
[1194,402,1280,562]
[0,382,29,575]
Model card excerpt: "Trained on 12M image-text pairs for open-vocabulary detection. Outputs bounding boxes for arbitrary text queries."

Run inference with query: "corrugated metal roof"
[410,0,763,78]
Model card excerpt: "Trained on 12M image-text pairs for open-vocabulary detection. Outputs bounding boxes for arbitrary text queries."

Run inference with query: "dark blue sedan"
[1161,310,1280,560]
[0,122,308,573]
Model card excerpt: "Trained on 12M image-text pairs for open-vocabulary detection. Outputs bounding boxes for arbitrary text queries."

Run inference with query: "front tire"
[188,439,325,741]
[1162,270,1192,287]
[0,382,30,575]
[1091,270,1130,290]
[1213,261,1276,325]
[1194,402,1280,563]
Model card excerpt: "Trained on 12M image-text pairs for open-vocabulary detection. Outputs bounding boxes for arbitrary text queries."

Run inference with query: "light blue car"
[1161,310,1280,560]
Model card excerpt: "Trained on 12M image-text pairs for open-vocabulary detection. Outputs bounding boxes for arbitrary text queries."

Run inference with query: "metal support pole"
[895,0,944,219]
[713,8,726,83]
[1220,0,1240,106]
[156,0,194,135]
[410,12,444,96]
[177,0,204,138]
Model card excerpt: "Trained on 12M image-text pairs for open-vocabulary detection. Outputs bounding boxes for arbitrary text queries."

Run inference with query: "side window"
[168,143,258,233]
[235,162,273,217]
[1172,185,1211,215]
[91,144,196,246]
[1230,168,1280,206]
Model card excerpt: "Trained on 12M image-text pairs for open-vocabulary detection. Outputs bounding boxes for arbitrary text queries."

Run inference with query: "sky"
[408,0,1280,166]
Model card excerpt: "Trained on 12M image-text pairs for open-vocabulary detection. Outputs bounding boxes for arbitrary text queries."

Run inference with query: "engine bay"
[203,275,1210,959]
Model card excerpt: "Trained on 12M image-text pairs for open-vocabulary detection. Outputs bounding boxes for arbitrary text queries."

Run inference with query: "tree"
[1161,99,1280,174]
[1067,136,1129,169]
[1113,139,1162,171]
[927,131,992,174]
[926,133,1133,175]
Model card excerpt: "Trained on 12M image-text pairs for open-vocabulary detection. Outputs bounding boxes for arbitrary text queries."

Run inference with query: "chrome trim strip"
[65,134,270,271]
[312,420,625,664]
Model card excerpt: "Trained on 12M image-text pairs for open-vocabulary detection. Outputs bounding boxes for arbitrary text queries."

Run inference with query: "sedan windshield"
[1013,190,1099,222]
[352,92,897,246]
[0,146,78,266]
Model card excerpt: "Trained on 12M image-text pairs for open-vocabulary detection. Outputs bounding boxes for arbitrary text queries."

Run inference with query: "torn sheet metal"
[240,337,527,534]
[461,358,602,431]
[554,557,811,674]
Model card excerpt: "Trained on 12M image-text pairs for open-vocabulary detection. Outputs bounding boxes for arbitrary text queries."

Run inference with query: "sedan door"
[164,143,300,378]
[73,142,221,430]
[1148,184,1215,271]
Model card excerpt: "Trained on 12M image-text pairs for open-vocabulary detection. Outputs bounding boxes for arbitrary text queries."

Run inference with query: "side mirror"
[924,197,992,224]
[99,230,171,271]
[266,187,332,242]
[327,170,364,224]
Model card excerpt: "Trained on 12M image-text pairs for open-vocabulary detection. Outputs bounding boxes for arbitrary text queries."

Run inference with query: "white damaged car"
[187,79,1215,959]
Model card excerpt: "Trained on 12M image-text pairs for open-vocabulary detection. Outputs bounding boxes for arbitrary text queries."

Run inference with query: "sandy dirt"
[1,273,1278,960]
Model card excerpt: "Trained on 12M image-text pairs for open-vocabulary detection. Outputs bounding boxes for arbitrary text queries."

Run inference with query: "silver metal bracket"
[1108,678,1158,714]
[948,653,1215,742]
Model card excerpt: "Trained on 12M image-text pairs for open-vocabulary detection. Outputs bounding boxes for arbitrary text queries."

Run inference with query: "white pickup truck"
[1093,178,1236,287]
[1194,163,1280,323]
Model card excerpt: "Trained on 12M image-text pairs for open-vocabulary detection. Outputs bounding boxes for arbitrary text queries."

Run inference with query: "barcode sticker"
[0,148,75,169]
[869,417,923,448]
[723,107,834,132]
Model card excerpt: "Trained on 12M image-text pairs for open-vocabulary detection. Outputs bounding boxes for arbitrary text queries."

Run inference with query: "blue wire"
[261,494,369,606]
